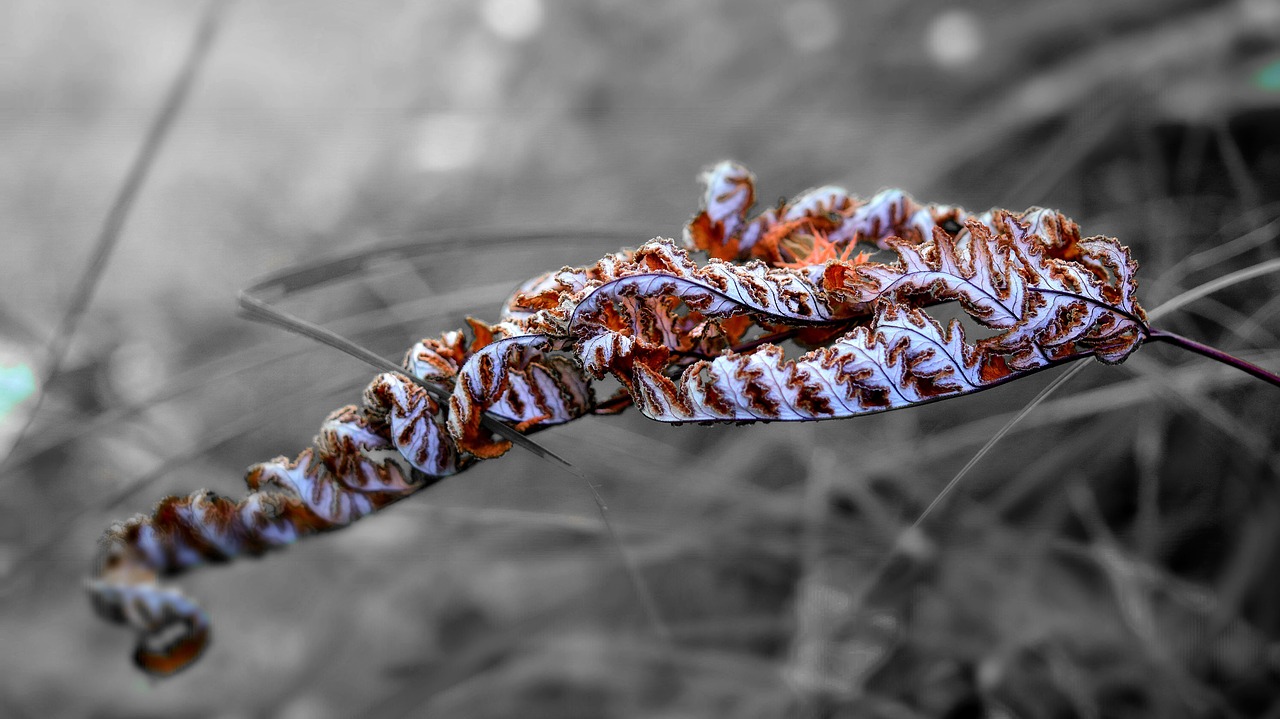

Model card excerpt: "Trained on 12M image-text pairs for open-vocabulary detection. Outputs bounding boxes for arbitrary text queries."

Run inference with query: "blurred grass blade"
[1,0,232,470]
[252,227,654,299]
[236,289,577,471]
[911,361,1091,529]
[1149,256,1280,321]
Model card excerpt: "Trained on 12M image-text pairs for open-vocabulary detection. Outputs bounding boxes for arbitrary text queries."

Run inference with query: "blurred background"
[3,0,1280,716]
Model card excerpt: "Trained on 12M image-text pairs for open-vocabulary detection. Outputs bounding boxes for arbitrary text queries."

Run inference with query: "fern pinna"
[88,161,1280,675]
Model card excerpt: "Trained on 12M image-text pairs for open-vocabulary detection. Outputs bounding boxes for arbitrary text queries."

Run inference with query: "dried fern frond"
[87,161,1280,676]
[88,326,591,675]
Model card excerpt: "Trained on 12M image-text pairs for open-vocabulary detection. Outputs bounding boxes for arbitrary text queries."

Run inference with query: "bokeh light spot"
[926,9,983,69]
[481,0,545,42]
[1255,58,1280,91]
[0,363,36,420]
[414,112,485,173]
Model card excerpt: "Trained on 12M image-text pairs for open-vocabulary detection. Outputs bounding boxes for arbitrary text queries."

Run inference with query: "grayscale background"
[3,1,1280,716]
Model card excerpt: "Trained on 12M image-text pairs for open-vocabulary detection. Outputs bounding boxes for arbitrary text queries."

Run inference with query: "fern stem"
[1146,329,1280,388]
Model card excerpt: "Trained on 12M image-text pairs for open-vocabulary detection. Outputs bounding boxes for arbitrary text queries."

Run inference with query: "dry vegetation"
[2,1,1279,717]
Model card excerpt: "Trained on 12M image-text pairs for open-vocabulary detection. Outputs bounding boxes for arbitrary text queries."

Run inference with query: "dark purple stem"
[1146,329,1280,389]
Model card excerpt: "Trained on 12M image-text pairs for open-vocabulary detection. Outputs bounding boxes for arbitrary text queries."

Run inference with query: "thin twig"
[911,361,1091,528]
[845,360,1090,619]
[1,0,232,471]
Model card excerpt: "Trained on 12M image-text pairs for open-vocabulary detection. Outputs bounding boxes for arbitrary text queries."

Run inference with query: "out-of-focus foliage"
[2,0,1279,716]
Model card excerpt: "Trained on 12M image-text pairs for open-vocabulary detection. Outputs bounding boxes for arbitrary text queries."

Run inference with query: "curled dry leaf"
[89,325,596,675]
[89,161,1164,675]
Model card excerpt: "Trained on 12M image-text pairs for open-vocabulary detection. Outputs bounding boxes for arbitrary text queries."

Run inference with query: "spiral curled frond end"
[89,529,211,677]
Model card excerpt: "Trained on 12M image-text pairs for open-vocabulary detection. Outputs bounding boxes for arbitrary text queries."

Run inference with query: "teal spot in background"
[0,363,37,419]
[1255,59,1280,91]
